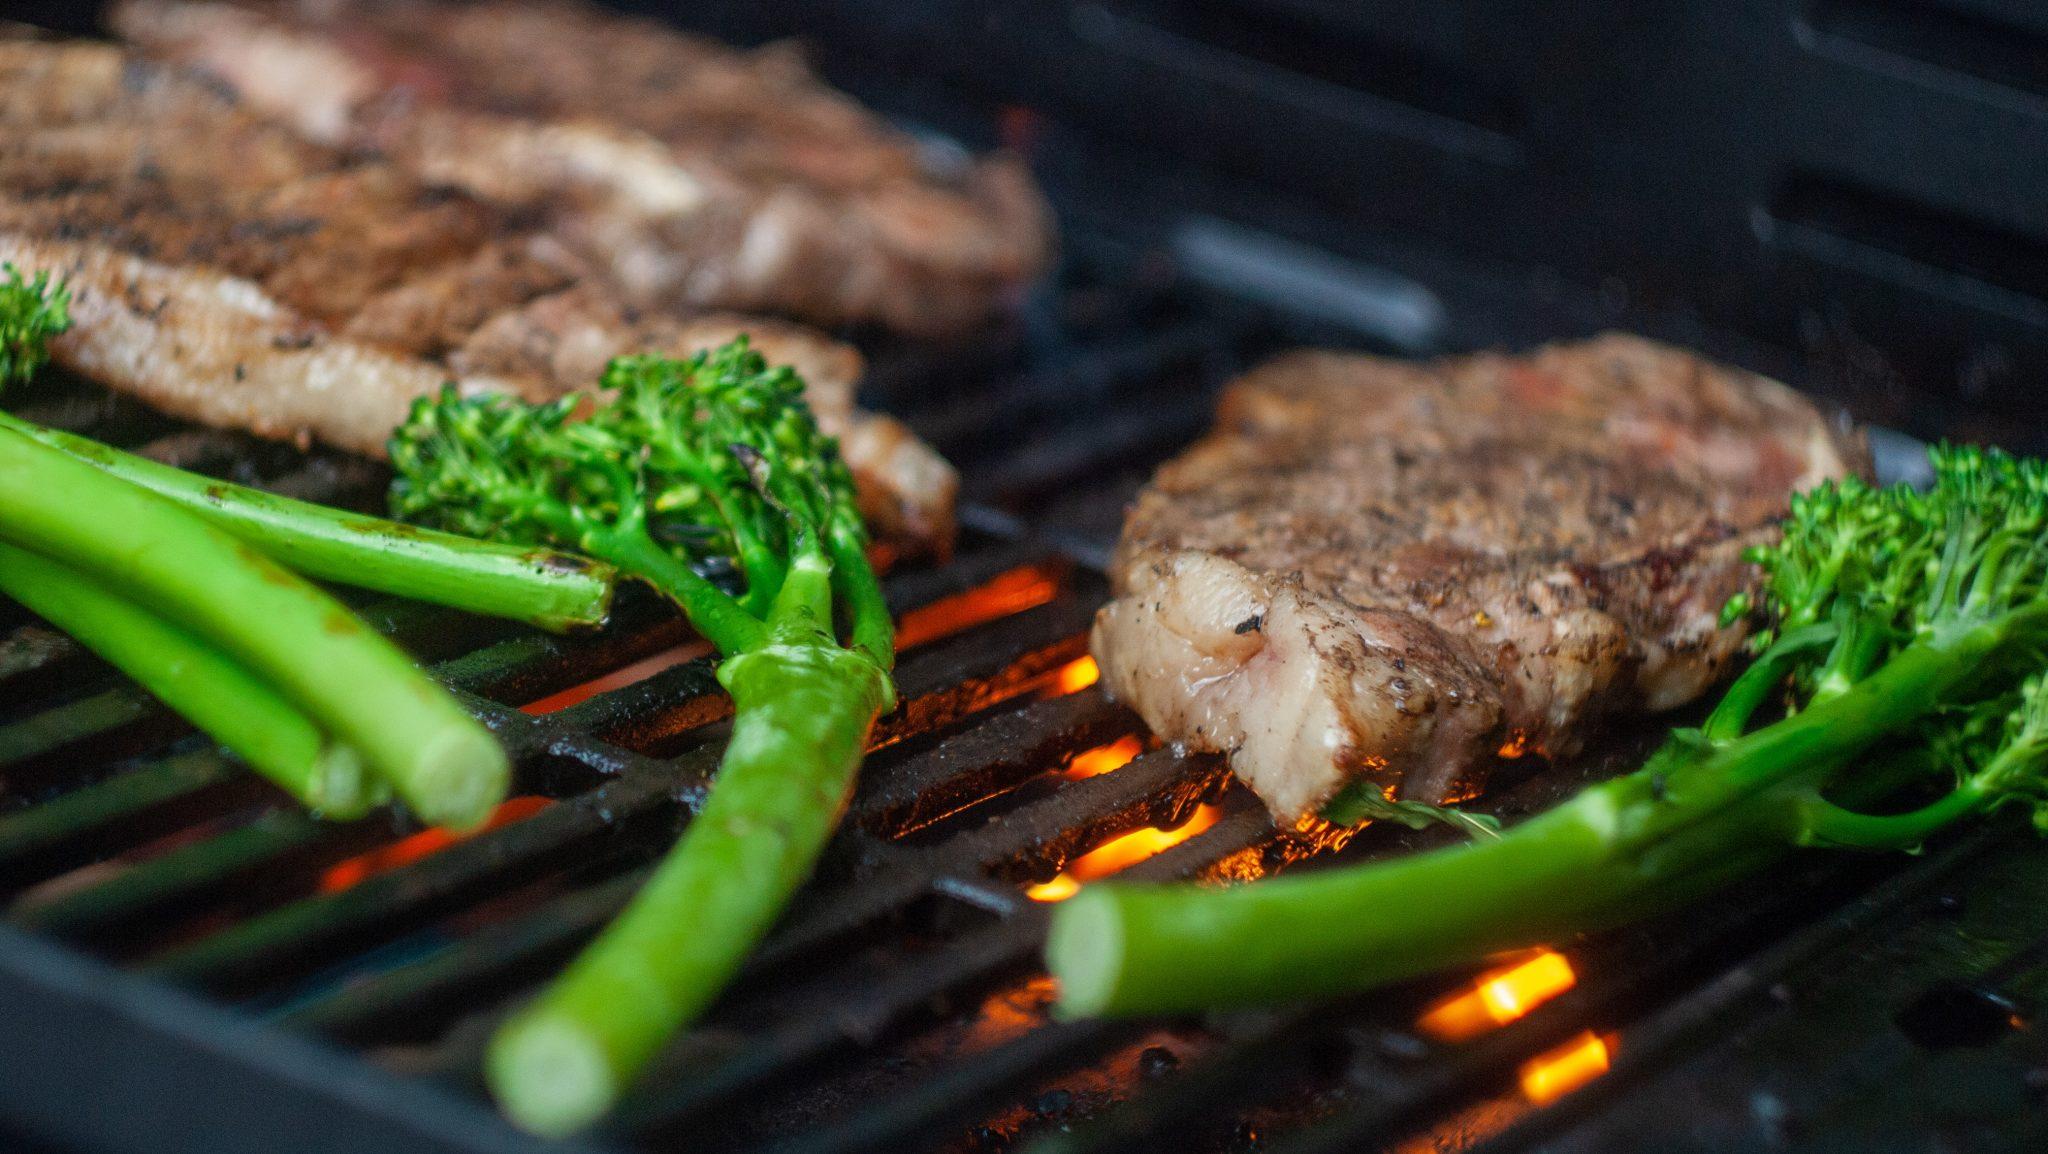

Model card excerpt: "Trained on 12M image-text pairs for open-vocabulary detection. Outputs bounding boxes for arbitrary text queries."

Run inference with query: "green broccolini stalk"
[0,540,383,817]
[0,413,613,631]
[387,338,896,1135]
[0,424,509,828]
[1047,445,2048,1017]
[0,266,506,827]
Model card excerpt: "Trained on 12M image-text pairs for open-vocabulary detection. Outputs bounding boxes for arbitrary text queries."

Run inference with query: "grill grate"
[3,222,2047,1154]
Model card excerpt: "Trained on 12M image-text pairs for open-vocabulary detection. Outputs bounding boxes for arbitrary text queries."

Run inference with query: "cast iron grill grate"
[2,229,2046,1154]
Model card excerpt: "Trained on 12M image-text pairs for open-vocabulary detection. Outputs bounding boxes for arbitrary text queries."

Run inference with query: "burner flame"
[1026,804,1222,901]
[1065,735,1143,779]
[318,796,552,892]
[1417,950,1577,1042]
[1051,655,1101,696]
[1519,1031,1613,1104]
[895,566,1062,651]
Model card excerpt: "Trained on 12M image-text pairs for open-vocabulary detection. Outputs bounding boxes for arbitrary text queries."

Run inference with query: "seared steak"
[112,0,1055,336]
[1092,335,1863,822]
[0,39,955,549]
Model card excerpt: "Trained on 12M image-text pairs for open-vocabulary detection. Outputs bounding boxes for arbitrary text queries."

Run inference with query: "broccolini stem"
[0,426,507,829]
[1796,788,1982,850]
[0,412,614,631]
[1698,622,1835,742]
[569,521,765,656]
[0,540,380,817]
[487,639,893,1135]
[1047,614,2025,1016]
[829,524,894,671]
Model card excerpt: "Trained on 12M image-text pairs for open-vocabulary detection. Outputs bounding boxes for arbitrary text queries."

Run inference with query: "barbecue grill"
[5,2,2048,1152]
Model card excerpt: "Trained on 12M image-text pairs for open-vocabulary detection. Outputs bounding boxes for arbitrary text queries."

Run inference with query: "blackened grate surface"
[4,223,2045,1154]
[2,22,2048,1154]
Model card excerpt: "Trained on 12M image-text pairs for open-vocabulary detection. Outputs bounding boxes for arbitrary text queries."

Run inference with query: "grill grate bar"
[1456,823,2019,1154]
[0,532,1069,927]
[1042,823,1952,1154]
[284,684,1141,1046]
[123,591,1098,1001]
[11,808,373,946]
[139,751,715,998]
[851,687,1137,836]
[774,1020,1133,1154]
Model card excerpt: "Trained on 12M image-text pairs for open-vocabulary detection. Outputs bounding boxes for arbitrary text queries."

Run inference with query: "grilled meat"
[1092,335,1864,822]
[112,0,1055,337]
[0,39,955,549]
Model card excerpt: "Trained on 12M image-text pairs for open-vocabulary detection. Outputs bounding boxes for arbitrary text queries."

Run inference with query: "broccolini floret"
[0,262,69,388]
[389,338,896,1135]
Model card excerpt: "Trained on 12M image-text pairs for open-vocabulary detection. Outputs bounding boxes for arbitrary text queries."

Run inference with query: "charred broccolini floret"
[389,338,896,1135]
[1047,444,2048,1017]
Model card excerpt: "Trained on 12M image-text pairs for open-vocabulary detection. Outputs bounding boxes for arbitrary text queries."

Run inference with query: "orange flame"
[1027,805,1223,901]
[1417,950,1578,1042]
[522,641,714,714]
[1051,655,1101,696]
[317,796,553,893]
[1065,736,1143,780]
[524,565,1061,714]
[1519,1031,1612,1104]
[895,567,1062,651]
[1025,874,1082,903]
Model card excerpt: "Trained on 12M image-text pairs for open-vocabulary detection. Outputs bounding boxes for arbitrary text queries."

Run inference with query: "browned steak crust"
[1092,335,1865,821]
[112,0,1055,336]
[0,39,955,549]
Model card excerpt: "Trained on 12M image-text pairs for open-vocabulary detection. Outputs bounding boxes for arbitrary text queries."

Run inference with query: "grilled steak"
[0,39,955,549]
[112,0,1055,337]
[1092,335,1863,822]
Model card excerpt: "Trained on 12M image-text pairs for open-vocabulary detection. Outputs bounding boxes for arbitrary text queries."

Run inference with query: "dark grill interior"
[5,3,2048,1153]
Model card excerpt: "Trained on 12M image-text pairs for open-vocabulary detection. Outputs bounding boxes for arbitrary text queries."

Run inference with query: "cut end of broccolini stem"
[409,723,514,831]
[1044,887,1124,1019]
[487,1013,617,1138]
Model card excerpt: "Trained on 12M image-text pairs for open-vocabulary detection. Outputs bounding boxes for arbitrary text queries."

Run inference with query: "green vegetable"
[0,262,68,386]
[0,423,509,829]
[1320,779,1503,840]
[0,412,613,631]
[0,540,382,817]
[1046,445,2048,1017]
[388,338,896,1135]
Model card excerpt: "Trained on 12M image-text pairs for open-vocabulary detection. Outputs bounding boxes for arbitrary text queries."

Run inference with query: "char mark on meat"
[112,0,1056,337]
[0,38,956,551]
[1090,335,1865,822]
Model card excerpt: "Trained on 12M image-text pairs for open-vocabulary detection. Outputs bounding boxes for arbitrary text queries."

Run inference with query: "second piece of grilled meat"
[113,0,1055,337]
[1092,335,1864,822]
[0,39,955,550]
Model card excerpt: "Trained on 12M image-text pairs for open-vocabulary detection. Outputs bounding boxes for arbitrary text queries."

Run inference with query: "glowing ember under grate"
[1519,1031,1613,1104]
[1027,803,1223,901]
[1417,950,1578,1042]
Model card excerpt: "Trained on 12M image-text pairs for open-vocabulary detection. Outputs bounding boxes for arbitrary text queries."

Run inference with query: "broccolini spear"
[0,265,505,826]
[0,424,510,828]
[1047,445,2048,1017]
[0,540,382,816]
[387,339,896,1135]
[0,413,614,631]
